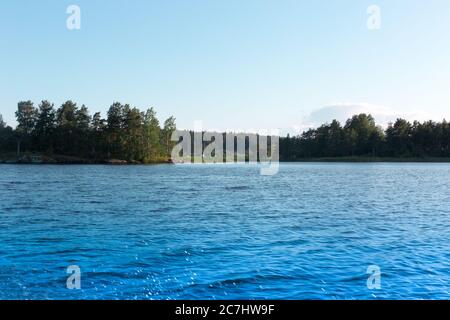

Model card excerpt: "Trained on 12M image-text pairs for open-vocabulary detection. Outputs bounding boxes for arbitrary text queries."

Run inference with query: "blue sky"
[1,0,450,133]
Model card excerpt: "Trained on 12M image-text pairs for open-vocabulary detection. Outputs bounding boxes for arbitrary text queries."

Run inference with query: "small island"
[0,100,176,164]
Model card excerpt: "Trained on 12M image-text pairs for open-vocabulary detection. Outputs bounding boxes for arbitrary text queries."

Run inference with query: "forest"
[1,103,450,163]
[279,114,450,160]
[0,101,176,163]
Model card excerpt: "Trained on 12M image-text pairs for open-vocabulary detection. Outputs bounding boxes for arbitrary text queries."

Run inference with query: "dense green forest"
[1,103,450,163]
[0,101,176,163]
[280,114,450,160]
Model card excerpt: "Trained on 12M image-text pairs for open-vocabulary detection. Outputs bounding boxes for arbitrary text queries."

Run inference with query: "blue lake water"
[0,163,450,300]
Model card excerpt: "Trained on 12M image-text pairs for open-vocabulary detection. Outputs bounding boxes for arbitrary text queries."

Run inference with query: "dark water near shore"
[1,163,450,299]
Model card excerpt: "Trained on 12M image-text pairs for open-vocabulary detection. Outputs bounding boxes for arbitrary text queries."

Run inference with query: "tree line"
[0,101,176,163]
[2,108,450,162]
[280,114,450,160]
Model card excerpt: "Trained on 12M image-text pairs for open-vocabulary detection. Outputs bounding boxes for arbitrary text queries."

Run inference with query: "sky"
[1,0,450,134]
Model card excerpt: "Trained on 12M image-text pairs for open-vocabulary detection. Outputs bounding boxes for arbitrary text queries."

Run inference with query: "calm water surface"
[1,163,450,299]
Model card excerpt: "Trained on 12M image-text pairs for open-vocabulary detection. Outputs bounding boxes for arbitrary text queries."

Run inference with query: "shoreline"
[3,157,450,165]
[281,157,450,163]
[0,154,173,165]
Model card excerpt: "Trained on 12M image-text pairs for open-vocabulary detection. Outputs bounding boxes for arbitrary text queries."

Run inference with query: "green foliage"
[16,101,38,135]
[280,114,450,160]
[162,116,177,156]
[76,105,91,131]
[34,100,56,152]
[385,119,412,156]
[0,100,176,163]
[4,105,450,162]
[0,114,5,128]
[0,113,15,153]
[57,100,78,128]
[143,108,162,161]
